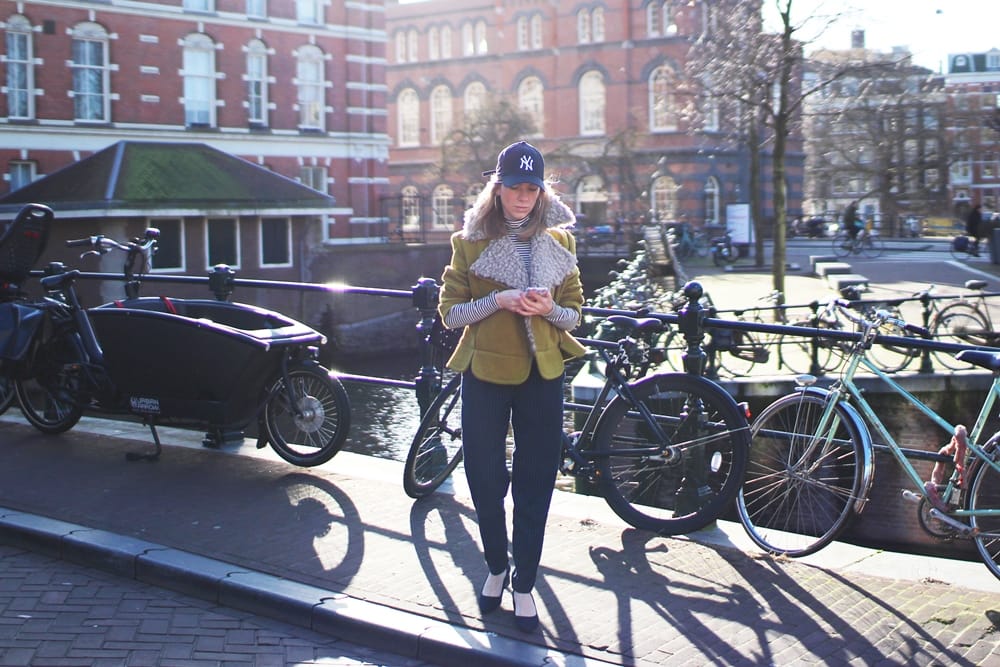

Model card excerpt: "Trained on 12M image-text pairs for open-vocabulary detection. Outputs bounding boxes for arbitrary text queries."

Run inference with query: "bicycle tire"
[403,374,465,499]
[736,391,868,557]
[778,321,838,375]
[861,235,884,259]
[264,364,351,467]
[0,375,15,416]
[865,306,919,374]
[931,303,991,370]
[718,328,763,378]
[14,332,84,435]
[832,233,851,259]
[593,372,749,535]
[949,237,976,261]
[967,440,1000,581]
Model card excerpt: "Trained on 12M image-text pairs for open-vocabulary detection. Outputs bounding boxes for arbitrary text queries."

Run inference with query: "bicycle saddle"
[0,203,52,286]
[954,349,1000,372]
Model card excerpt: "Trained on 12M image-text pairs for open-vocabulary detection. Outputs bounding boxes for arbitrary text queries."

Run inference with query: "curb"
[0,507,622,667]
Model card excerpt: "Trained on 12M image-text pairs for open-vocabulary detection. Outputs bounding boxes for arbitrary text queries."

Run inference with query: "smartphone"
[525,287,549,296]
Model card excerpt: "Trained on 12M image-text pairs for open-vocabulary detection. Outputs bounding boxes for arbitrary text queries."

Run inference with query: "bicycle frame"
[804,329,1000,526]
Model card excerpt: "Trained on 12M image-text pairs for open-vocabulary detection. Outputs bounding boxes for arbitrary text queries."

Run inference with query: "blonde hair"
[471,177,554,241]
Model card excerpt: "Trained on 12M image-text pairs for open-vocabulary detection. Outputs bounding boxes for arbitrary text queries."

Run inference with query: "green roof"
[0,141,334,213]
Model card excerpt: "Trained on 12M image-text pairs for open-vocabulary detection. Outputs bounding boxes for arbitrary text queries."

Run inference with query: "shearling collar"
[469,232,577,291]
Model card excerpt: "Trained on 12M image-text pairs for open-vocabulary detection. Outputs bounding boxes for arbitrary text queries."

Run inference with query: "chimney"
[851,29,865,49]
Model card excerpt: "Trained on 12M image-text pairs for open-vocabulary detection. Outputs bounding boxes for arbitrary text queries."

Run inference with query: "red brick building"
[385,0,804,242]
[0,0,389,248]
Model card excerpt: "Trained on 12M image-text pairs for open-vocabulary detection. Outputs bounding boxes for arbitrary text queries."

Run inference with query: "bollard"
[412,277,441,416]
[808,299,823,376]
[208,264,236,301]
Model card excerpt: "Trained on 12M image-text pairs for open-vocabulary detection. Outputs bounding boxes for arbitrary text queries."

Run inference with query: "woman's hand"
[496,288,553,316]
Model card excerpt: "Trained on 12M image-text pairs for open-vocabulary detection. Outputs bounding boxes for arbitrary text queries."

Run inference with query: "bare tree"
[438,97,538,183]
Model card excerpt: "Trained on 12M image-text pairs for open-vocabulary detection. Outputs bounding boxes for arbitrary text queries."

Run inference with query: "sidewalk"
[0,413,996,666]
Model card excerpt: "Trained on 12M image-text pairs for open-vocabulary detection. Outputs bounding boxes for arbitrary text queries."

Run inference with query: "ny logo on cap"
[520,155,534,172]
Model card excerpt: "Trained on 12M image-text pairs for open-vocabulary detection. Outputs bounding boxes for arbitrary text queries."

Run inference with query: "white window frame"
[650,175,677,221]
[579,71,605,136]
[184,0,213,11]
[592,8,605,42]
[397,88,420,146]
[530,14,542,49]
[518,76,544,135]
[182,33,217,126]
[474,20,487,55]
[71,22,111,123]
[401,185,420,231]
[649,65,677,132]
[296,0,322,25]
[464,81,485,119]
[295,44,325,131]
[4,15,34,120]
[577,9,590,44]
[8,160,35,191]
[432,184,455,229]
[205,218,241,270]
[300,165,327,193]
[430,85,452,145]
[246,39,268,126]
[246,0,267,19]
[440,26,452,59]
[259,217,292,268]
[149,218,186,272]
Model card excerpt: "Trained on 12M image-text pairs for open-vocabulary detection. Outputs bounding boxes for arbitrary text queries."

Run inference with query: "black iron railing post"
[918,291,934,373]
[676,280,707,377]
[208,264,236,301]
[808,299,822,376]
[412,277,441,416]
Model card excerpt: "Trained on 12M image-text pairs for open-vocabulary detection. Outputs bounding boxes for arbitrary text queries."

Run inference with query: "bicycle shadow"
[584,527,974,664]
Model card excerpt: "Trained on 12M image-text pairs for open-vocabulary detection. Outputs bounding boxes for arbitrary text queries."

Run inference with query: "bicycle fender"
[791,385,874,514]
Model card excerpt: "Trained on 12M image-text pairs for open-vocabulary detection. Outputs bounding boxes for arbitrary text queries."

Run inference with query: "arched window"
[530,14,542,49]
[295,44,325,130]
[246,39,268,126]
[72,22,111,122]
[4,15,34,120]
[579,70,605,135]
[397,88,420,146]
[430,85,452,145]
[592,8,605,42]
[464,81,486,118]
[703,177,720,224]
[649,65,677,132]
[440,25,452,58]
[428,27,439,60]
[518,76,544,134]
[182,32,216,126]
[402,185,421,231]
[432,184,456,229]
[577,9,591,44]
[650,175,678,222]
[474,20,487,54]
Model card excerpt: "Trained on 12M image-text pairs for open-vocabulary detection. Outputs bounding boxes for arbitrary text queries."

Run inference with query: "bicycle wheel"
[860,234,884,259]
[949,237,975,261]
[403,374,465,499]
[718,328,764,378]
[967,441,1000,581]
[931,303,991,370]
[737,391,868,557]
[865,307,919,373]
[693,233,711,258]
[0,374,15,416]
[778,321,837,375]
[15,332,84,435]
[832,233,851,259]
[593,372,749,535]
[264,364,351,467]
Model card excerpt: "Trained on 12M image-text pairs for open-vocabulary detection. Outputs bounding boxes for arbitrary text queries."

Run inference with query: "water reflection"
[331,353,424,462]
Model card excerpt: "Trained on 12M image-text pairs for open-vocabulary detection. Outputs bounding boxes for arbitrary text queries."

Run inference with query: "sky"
[766,0,1000,74]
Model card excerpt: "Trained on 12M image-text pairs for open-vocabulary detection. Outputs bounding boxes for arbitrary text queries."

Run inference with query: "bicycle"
[789,287,920,375]
[711,291,800,378]
[921,280,1000,370]
[949,234,985,261]
[403,314,751,535]
[832,228,884,259]
[667,223,710,260]
[736,305,1000,581]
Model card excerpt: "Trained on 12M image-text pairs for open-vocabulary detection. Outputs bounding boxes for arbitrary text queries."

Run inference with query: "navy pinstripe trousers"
[460,365,564,593]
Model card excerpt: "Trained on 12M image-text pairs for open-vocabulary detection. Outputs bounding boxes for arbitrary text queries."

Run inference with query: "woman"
[438,141,586,632]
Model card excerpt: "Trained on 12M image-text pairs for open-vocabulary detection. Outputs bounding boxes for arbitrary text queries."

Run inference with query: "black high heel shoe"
[478,569,509,614]
[512,591,539,632]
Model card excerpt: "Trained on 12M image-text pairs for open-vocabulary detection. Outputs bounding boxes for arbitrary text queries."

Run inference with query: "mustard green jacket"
[439,206,587,385]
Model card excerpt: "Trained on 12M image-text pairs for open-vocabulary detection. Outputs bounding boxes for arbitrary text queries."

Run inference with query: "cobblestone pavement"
[0,543,429,666]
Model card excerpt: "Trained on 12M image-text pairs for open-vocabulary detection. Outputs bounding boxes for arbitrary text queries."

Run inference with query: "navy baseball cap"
[483,141,545,188]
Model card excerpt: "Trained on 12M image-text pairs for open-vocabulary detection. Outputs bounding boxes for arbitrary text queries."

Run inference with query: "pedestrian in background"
[966,204,985,256]
[438,141,586,632]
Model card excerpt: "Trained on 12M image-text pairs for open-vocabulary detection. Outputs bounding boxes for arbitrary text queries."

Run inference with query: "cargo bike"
[0,204,350,465]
